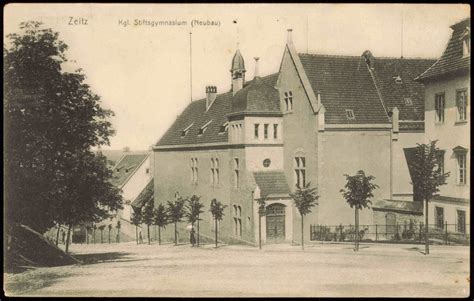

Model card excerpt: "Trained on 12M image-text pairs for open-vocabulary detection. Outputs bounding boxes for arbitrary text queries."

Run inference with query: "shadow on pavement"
[73,252,135,265]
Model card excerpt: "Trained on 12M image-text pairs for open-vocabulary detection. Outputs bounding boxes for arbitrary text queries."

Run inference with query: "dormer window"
[345,109,355,120]
[181,123,193,137]
[404,97,413,106]
[219,122,228,134]
[394,75,403,84]
[198,120,212,136]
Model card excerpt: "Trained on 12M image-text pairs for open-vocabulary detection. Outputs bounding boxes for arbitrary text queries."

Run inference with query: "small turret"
[231,49,246,95]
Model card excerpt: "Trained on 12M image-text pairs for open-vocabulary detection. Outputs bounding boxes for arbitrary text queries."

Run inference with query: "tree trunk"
[93,229,96,243]
[100,230,103,244]
[174,222,177,245]
[154,226,157,241]
[55,225,61,246]
[108,229,111,244]
[215,218,218,248]
[191,221,195,246]
[117,228,120,243]
[147,224,151,245]
[301,215,304,250]
[135,225,138,245]
[258,214,262,250]
[425,199,429,255]
[65,225,72,253]
[86,228,89,244]
[158,227,161,245]
[355,208,359,252]
[197,218,200,247]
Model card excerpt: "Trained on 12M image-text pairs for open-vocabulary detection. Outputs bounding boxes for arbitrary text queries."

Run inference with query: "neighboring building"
[153,29,435,245]
[109,152,153,242]
[415,17,470,235]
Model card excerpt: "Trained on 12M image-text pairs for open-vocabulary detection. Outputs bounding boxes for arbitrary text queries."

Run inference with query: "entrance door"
[266,203,285,241]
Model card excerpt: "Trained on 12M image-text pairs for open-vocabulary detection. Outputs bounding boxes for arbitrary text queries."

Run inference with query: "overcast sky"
[4,4,470,151]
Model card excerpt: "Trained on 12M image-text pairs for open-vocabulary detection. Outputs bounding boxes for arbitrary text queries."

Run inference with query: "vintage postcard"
[3,3,470,297]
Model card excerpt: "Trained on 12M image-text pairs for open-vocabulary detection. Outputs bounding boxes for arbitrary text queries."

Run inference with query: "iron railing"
[310,222,470,246]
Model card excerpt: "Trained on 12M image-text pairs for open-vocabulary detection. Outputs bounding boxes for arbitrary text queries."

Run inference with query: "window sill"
[455,120,468,125]
[434,122,445,126]
[283,111,294,115]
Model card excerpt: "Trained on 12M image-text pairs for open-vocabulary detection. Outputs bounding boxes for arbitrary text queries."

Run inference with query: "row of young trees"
[4,22,123,254]
[129,196,227,248]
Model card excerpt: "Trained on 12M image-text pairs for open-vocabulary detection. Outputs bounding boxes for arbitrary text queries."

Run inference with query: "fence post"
[445,221,448,245]
[375,224,378,242]
[419,222,423,243]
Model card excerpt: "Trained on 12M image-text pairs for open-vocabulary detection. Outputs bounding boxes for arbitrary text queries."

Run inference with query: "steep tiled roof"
[111,154,149,187]
[299,54,390,124]
[231,77,280,113]
[155,74,278,146]
[253,171,291,199]
[372,199,423,215]
[131,178,153,209]
[416,18,470,82]
[372,58,436,121]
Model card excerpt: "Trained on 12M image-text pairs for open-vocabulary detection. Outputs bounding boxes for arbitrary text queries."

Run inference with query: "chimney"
[317,91,321,106]
[254,57,260,79]
[362,50,375,70]
[287,29,293,45]
[206,86,217,110]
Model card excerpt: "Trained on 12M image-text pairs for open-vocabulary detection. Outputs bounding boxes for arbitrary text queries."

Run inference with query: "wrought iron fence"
[310,222,470,246]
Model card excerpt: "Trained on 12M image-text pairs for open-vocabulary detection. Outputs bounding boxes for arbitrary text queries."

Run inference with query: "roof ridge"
[300,52,437,61]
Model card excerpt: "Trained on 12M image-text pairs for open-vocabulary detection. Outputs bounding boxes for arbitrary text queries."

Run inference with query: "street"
[4,241,470,297]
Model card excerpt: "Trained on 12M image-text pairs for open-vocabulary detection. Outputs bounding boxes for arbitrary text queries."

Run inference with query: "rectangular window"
[273,124,278,139]
[457,210,466,234]
[436,151,445,175]
[435,93,445,123]
[254,124,259,139]
[294,156,306,188]
[284,91,293,111]
[234,158,240,188]
[232,205,242,237]
[435,207,444,229]
[456,90,468,121]
[210,158,215,185]
[190,158,198,184]
[264,124,269,139]
[210,158,219,186]
[191,158,194,183]
[457,153,467,185]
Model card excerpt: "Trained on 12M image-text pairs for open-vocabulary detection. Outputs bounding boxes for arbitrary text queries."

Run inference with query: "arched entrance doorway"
[266,203,286,241]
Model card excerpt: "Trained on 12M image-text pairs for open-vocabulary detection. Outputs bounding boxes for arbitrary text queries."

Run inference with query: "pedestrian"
[139,231,143,244]
[190,228,196,247]
[61,229,66,244]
